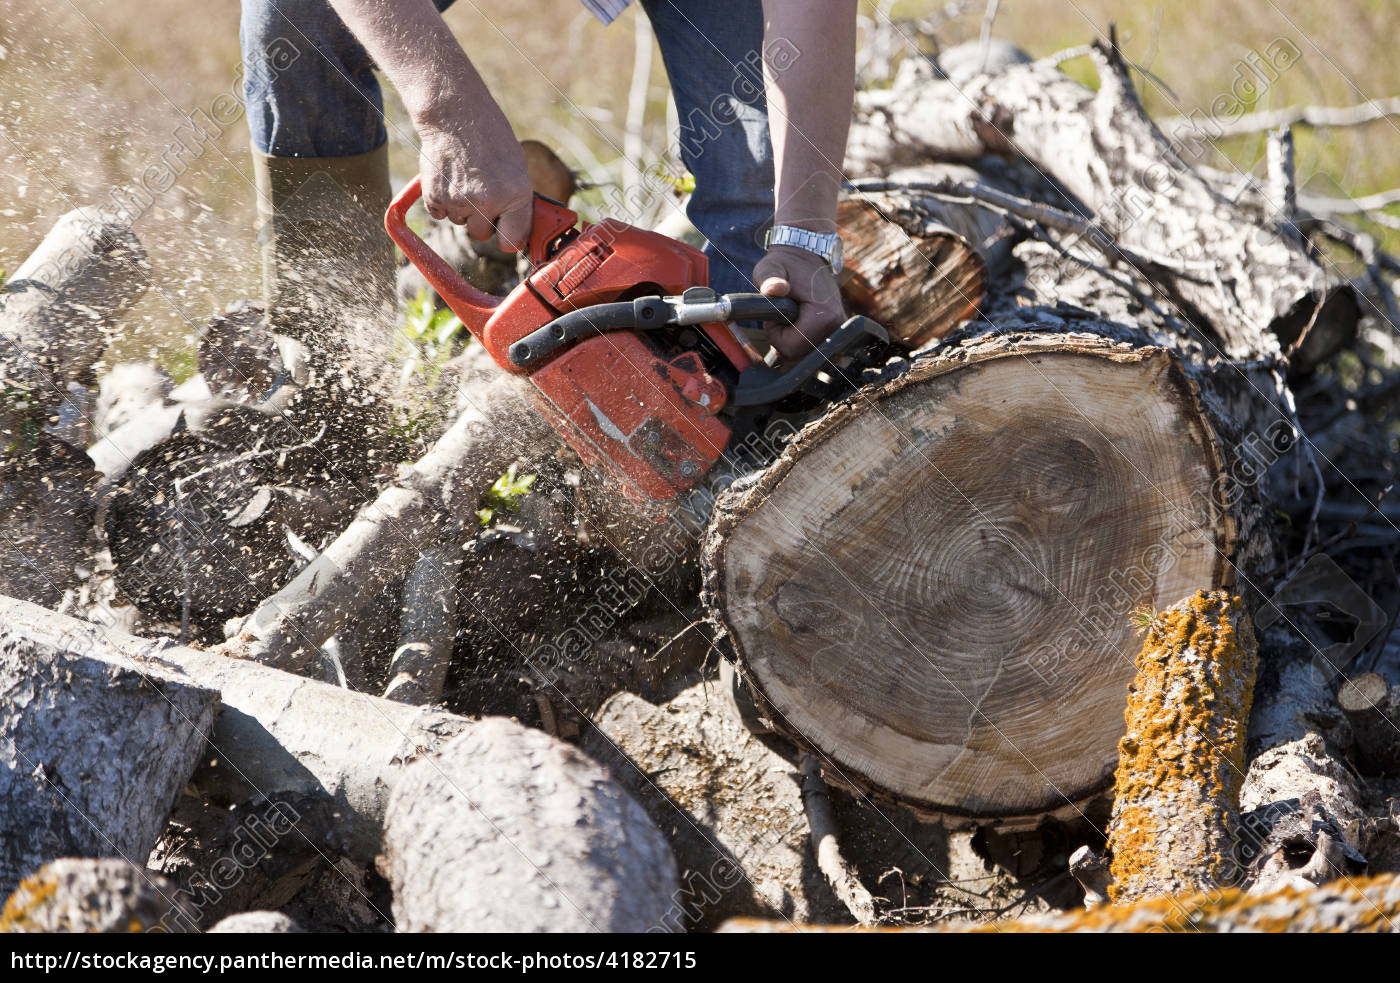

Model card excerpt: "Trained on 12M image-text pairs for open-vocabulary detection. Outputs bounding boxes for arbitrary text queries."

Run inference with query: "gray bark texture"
[0,630,218,896]
[382,717,679,933]
[0,594,471,861]
[583,685,846,931]
[847,41,1356,368]
[1,858,193,933]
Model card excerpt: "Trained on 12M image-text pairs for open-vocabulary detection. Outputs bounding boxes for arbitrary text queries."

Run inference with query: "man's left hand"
[754,245,845,361]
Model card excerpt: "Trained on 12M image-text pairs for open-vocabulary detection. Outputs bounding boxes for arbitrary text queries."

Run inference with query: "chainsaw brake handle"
[507,293,800,370]
[385,176,579,334]
[730,314,889,407]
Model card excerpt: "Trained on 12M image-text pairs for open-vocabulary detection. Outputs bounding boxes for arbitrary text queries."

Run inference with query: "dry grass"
[2,0,1397,370]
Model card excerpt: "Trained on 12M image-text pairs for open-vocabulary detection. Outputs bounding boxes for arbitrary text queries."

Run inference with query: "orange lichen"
[0,872,60,932]
[1106,590,1257,903]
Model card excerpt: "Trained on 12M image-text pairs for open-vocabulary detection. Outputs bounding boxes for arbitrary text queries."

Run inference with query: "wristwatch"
[764,225,844,273]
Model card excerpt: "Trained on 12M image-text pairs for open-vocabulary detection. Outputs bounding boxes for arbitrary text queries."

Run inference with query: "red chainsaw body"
[386,178,751,503]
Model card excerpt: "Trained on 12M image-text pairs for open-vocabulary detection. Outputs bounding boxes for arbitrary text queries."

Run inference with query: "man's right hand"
[417,111,534,254]
[324,0,535,252]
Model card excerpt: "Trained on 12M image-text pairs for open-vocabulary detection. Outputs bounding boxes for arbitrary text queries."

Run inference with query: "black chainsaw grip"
[508,302,636,368]
[720,294,800,325]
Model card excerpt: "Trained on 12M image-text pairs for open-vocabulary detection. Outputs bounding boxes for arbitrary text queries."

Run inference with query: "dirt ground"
[2,0,1397,375]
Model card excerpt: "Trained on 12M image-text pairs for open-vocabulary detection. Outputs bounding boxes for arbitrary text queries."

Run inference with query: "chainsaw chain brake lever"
[730,314,889,407]
[507,287,800,369]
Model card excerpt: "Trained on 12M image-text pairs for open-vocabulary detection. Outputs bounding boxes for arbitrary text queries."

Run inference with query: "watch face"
[830,235,844,271]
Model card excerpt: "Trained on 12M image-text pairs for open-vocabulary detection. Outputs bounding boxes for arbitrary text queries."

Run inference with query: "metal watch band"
[764,225,844,272]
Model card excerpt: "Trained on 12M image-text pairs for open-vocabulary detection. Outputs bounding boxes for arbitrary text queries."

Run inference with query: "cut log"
[381,718,679,933]
[383,542,462,705]
[847,41,1357,369]
[836,192,990,347]
[0,859,193,934]
[0,627,218,896]
[1105,591,1258,904]
[705,322,1247,825]
[1337,672,1400,775]
[0,593,471,860]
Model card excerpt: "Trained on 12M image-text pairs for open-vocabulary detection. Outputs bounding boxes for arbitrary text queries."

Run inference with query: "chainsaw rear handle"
[508,292,800,369]
[384,175,578,335]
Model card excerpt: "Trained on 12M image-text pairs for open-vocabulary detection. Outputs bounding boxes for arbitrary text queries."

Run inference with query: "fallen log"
[0,210,146,607]
[0,594,471,860]
[704,309,1279,826]
[382,718,678,933]
[1105,591,1258,903]
[0,627,218,896]
[847,40,1357,367]
[0,208,148,403]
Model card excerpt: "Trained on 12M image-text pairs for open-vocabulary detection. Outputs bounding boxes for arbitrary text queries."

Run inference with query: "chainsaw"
[385,178,887,505]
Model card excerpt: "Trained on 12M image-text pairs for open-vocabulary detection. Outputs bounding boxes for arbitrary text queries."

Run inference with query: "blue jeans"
[240,0,773,295]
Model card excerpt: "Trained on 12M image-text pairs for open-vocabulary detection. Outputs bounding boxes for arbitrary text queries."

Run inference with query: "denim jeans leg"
[641,0,773,296]
[240,0,457,158]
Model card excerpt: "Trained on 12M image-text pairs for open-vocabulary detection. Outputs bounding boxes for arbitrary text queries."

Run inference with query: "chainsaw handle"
[384,176,579,334]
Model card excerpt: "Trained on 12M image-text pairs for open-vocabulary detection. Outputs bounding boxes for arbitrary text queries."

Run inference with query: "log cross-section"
[704,332,1234,823]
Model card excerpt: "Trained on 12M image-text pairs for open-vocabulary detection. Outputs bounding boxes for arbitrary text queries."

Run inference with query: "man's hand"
[417,111,533,253]
[754,245,845,360]
[325,0,534,252]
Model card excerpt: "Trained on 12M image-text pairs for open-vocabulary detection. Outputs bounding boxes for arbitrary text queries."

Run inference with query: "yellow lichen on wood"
[0,871,59,932]
[1106,590,1258,904]
[720,872,1400,932]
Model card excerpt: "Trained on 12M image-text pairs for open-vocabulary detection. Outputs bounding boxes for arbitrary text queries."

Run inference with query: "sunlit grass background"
[2,0,1397,375]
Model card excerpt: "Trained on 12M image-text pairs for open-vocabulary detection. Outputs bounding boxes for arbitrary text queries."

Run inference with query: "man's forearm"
[325,0,492,129]
[761,0,857,233]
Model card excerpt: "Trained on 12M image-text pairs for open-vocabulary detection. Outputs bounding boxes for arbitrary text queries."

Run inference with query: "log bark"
[1105,591,1258,903]
[207,911,303,933]
[0,628,218,896]
[846,42,1357,368]
[383,542,462,705]
[0,859,193,934]
[704,315,1267,825]
[381,718,679,933]
[0,594,471,861]
[582,685,848,930]
[0,208,148,402]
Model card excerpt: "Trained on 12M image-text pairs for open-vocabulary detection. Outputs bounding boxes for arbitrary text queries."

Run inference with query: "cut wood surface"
[705,330,1233,823]
[836,195,988,347]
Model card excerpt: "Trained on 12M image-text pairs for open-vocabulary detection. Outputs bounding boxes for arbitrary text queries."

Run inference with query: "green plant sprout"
[476,463,537,526]
[398,288,467,390]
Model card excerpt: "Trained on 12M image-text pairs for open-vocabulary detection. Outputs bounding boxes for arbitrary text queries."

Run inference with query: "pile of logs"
[5,30,1400,932]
